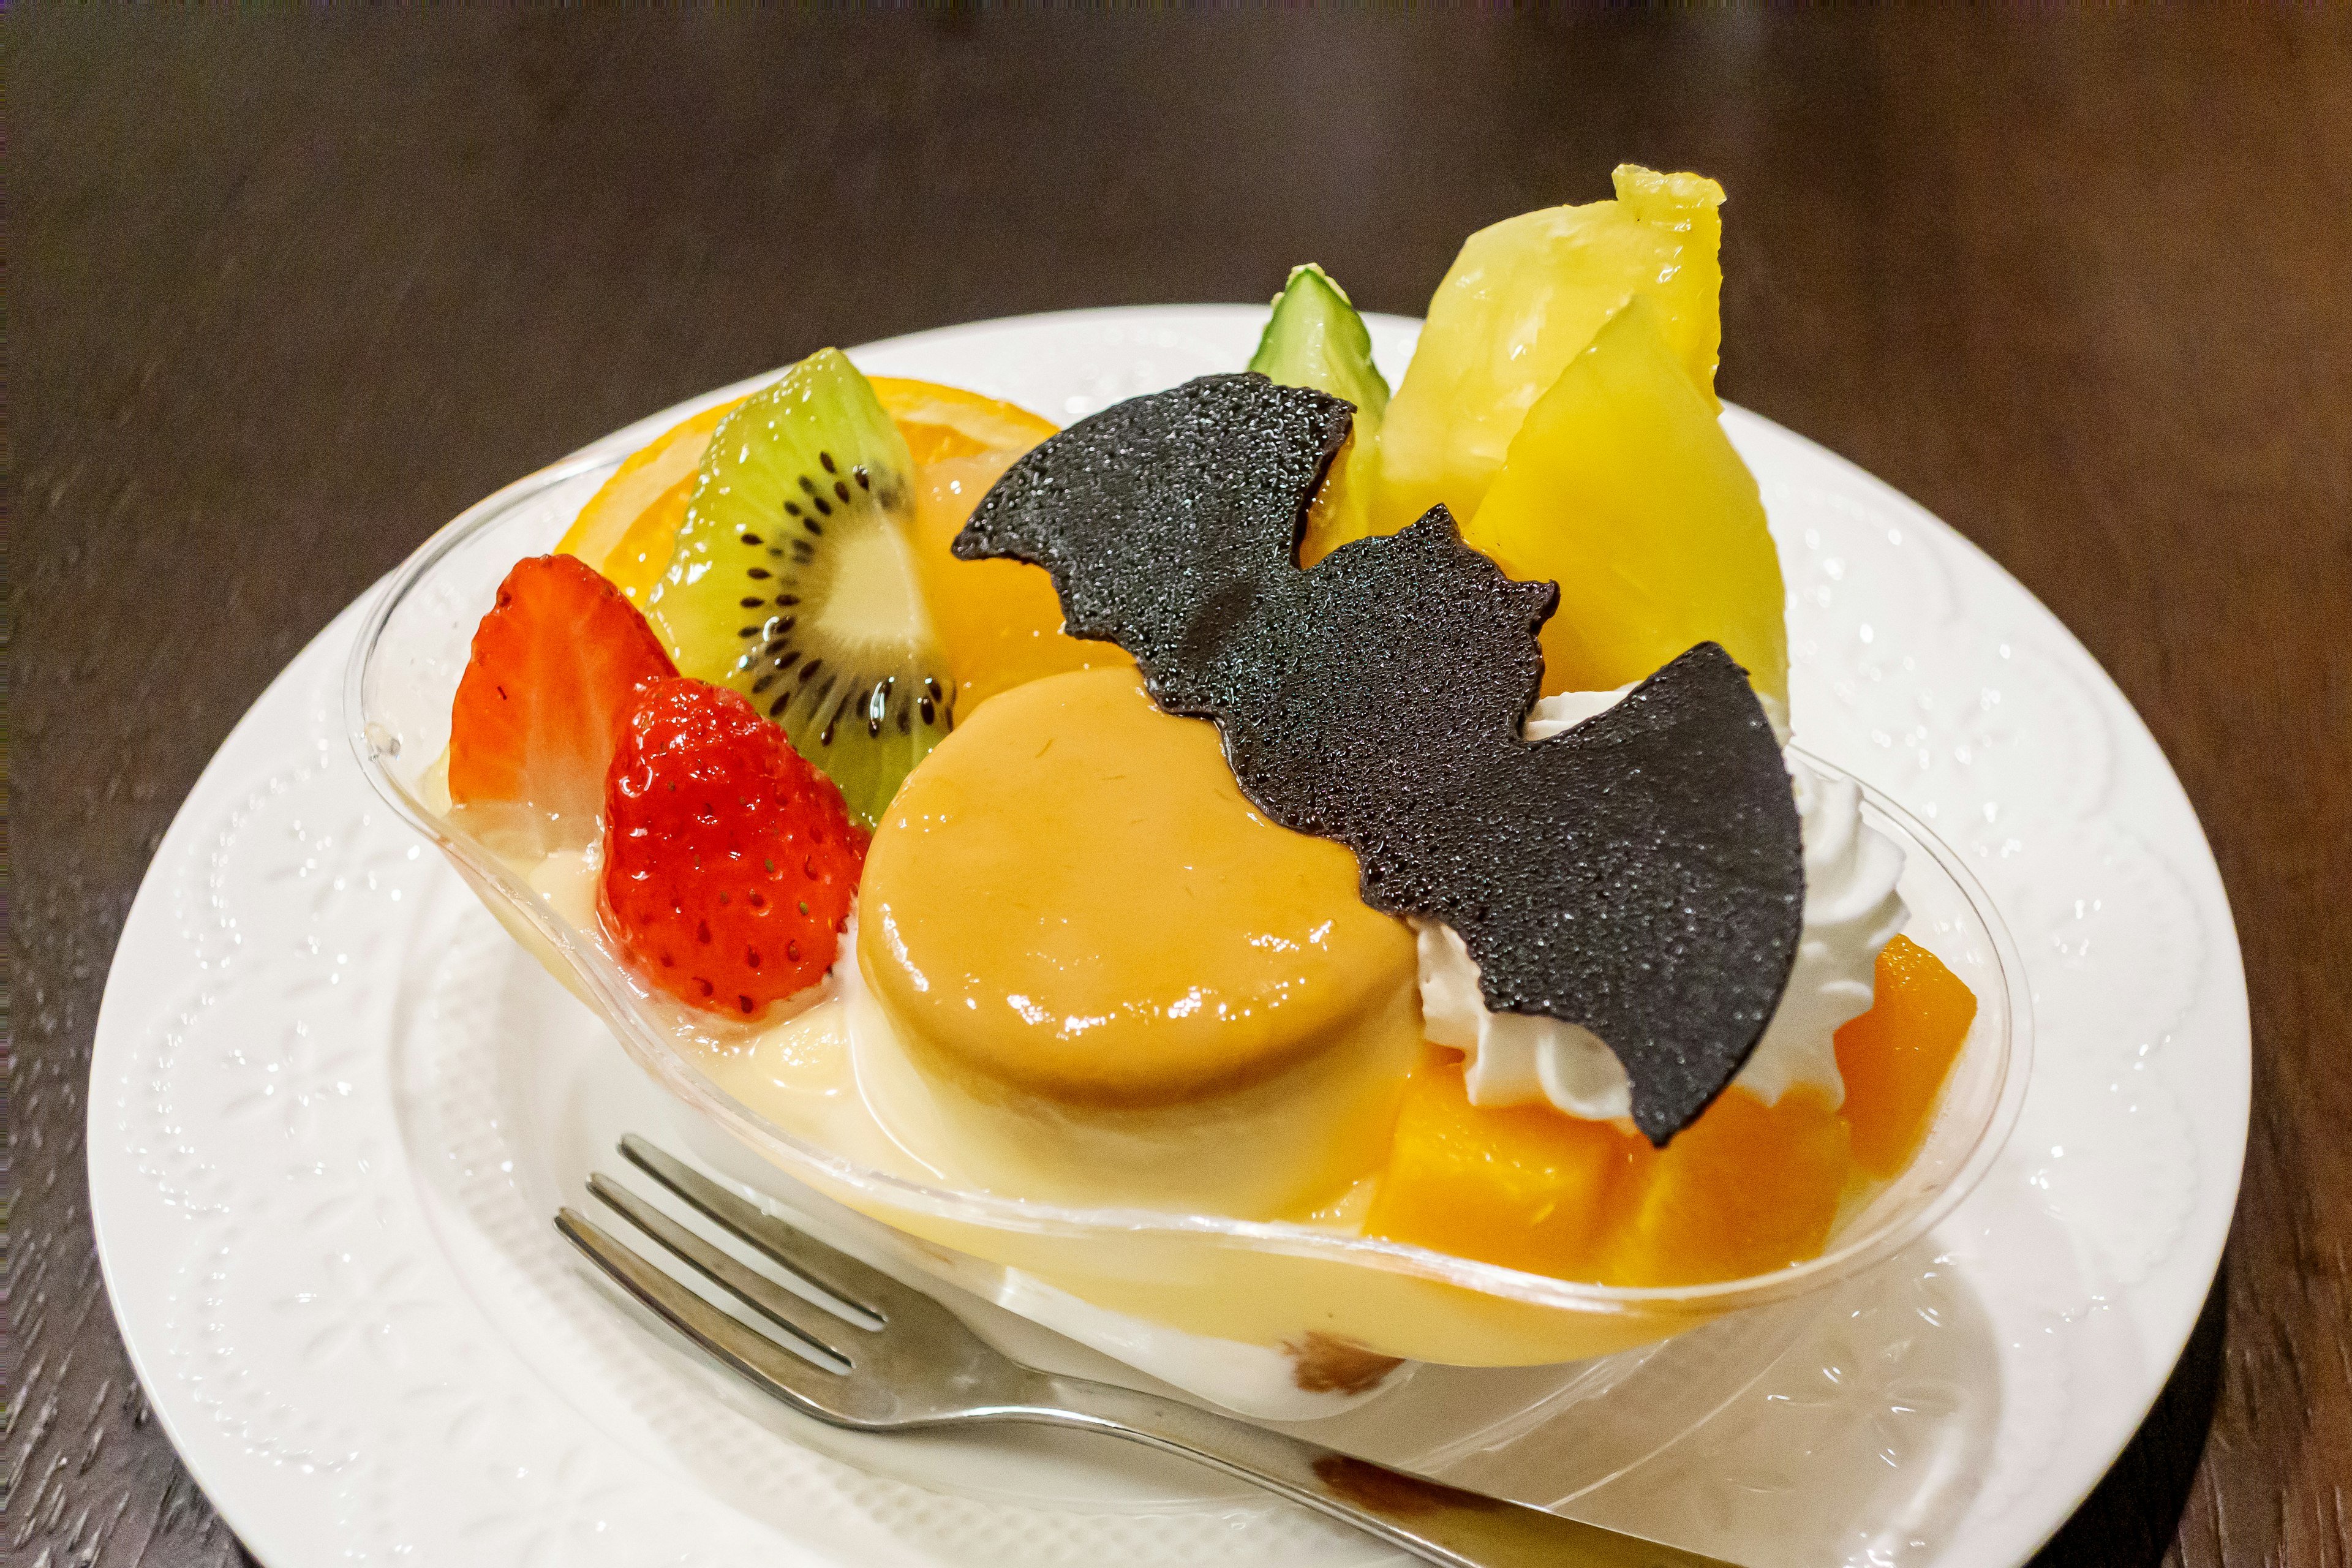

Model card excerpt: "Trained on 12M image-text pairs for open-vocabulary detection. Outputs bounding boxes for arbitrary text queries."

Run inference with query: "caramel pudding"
[854,666,1422,1216]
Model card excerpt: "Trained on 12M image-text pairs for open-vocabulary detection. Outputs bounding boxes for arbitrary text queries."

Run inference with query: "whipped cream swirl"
[1417,688,1907,1122]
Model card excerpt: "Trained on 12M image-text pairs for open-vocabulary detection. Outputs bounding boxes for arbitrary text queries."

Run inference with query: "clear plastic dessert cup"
[350,434,2032,1378]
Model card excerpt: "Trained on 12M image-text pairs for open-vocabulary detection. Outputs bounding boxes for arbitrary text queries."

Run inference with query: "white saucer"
[88,306,2248,1567]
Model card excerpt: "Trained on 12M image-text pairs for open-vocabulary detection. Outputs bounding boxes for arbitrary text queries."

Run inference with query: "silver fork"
[557,1135,1740,1568]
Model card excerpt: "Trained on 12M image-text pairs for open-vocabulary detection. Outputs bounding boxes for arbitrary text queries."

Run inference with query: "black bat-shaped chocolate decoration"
[954,373,1803,1144]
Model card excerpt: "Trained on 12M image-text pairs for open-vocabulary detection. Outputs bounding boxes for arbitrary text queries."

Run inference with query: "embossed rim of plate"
[344,371,2027,1319]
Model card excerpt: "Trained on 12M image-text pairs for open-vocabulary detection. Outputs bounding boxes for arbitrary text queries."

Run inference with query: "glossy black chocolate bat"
[954,374,1803,1143]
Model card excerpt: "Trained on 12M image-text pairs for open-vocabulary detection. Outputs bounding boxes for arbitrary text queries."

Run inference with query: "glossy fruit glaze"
[1376,164,1727,532]
[1836,934,1980,1177]
[1463,295,1789,710]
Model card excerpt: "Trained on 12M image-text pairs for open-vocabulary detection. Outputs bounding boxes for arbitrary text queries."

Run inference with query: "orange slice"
[871,377,1060,464]
[556,395,748,604]
[562,378,1058,607]
[872,380,1128,713]
[562,377,1082,712]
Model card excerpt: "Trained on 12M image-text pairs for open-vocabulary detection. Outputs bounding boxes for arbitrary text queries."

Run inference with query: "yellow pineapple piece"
[1377,165,1725,531]
[1461,295,1788,712]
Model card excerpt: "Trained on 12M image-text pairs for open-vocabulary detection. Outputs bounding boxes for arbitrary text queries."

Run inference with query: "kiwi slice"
[1247,264,1390,421]
[649,348,952,824]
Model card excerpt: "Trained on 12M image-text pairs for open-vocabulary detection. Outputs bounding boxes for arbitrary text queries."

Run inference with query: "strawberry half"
[448,554,677,826]
[600,676,869,1016]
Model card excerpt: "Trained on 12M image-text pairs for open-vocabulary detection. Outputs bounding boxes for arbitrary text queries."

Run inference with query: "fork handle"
[1012,1374,1739,1568]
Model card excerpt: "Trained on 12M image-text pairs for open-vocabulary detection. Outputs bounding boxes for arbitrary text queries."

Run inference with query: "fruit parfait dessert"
[390,165,2015,1418]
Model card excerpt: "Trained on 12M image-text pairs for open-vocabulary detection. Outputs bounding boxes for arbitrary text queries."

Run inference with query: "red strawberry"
[600,676,869,1016]
[449,554,676,824]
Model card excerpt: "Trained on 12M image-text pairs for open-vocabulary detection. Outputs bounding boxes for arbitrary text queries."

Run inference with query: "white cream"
[1739,756,1909,1105]
[992,1269,1411,1420]
[1419,688,1908,1121]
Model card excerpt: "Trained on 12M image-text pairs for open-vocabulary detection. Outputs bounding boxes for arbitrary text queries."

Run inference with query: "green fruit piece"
[1247,265,1390,564]
[1247,263,1391,420]
[648,348,952,824]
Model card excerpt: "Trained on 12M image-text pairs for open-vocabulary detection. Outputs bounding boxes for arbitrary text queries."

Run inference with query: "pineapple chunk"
[1378,164,1725,531]
[1461,295,1789,710]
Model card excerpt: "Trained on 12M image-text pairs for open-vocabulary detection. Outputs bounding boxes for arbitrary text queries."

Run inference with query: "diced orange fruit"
[1460,294,1788,710]
[1370,1053,1867,1286]
[1367,939,1978,1286]
[1835,935,1978,1178]
[1378,165,1727,532]
[1608,1085,1850,1287]
[1365,1054,1652,1281]
[557,396,749,604]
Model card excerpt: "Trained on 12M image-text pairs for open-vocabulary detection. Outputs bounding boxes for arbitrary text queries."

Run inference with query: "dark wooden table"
[9,12,2347,1566]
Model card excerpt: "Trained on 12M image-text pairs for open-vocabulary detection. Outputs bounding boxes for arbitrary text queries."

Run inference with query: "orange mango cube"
[1365,1055,1651,1281]
[1366,940,1978,1287]
[1607,1085,1850,1287]
[1834,934,1978,1178]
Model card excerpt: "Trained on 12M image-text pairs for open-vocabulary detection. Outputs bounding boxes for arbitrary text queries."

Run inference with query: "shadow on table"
[2027,1266,2227,1567]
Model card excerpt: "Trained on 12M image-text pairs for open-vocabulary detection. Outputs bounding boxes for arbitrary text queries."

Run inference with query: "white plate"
[88,306,2248,1567]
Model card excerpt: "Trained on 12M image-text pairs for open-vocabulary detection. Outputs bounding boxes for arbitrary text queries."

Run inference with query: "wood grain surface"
[7,11,2348,1567]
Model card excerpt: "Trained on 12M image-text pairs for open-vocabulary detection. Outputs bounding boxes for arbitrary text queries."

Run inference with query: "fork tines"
[556,1134,963,1426]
